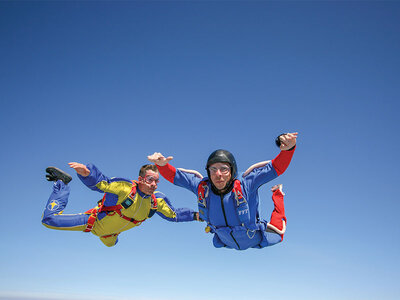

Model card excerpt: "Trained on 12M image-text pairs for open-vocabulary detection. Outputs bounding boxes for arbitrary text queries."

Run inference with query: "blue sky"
[1,1,399,300]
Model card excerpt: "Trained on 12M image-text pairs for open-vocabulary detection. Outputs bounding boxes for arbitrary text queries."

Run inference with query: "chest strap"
[232,180,251,226]
[84,181,158,232]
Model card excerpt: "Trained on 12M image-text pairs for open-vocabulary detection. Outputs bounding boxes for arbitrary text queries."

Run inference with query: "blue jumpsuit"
[157,148,295,250]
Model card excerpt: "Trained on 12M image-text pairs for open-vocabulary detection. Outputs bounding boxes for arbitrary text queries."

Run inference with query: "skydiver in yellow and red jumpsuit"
[42,163,199,247]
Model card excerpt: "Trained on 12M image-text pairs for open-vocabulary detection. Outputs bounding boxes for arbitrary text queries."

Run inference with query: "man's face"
[209,162,232,191]
[138,170,159,195]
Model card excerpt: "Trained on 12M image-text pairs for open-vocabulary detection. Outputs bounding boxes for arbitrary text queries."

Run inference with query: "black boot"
[46,167,72,184]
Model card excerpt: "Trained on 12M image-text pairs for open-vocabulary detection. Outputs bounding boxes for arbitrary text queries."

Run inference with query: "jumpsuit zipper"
[220,194,240,250]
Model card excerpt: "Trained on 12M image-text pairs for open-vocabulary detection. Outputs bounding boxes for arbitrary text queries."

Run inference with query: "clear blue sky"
[1,1,399,300]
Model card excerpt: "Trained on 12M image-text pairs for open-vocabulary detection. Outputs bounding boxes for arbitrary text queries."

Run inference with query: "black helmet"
[206,149,237,179]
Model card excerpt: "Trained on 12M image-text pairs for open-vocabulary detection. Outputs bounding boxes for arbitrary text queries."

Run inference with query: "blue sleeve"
[173,169,203,195]
[242,161,279,192]
[155,192,196,222]
[77,163,112,193]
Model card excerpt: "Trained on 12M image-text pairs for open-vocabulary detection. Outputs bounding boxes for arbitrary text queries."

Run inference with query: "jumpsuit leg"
[41,180,89,231]
[266,185,287,240]
[99,234,119,247]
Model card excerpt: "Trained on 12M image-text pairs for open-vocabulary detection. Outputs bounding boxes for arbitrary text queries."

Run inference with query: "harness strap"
[115,209,144,224]
[232,180,251,227]
[101,233,120,239]
[197,179,254,233]
[84,181,158,232]
[197,181,209,222]
[84,207,98,232]
[150,194,158,209]
[233,180,245,205]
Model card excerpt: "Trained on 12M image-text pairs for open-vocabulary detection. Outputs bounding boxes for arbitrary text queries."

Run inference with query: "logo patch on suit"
[47,200,60,211]
[238,208,249,215]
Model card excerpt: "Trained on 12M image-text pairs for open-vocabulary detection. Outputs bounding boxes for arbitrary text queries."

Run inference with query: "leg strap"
[84,208,98,232]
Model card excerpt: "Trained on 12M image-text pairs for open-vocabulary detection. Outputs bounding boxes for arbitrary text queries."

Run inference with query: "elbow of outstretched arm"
[78,164,110,192]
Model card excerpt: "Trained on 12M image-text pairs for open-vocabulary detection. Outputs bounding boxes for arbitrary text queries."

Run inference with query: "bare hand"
[68,162,90,177]
[147,152,173,166]
[279,132,298,151]
[194,212,202,221]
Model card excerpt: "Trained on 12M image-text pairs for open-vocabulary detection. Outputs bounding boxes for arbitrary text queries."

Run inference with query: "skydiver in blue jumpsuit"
[148,132,297,250]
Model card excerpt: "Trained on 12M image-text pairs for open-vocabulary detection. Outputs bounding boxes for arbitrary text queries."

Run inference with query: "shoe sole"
[46,166,72,184]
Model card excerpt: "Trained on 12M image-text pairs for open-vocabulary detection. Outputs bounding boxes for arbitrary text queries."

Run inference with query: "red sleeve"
[271,146,296,176]
[156,163,176,183]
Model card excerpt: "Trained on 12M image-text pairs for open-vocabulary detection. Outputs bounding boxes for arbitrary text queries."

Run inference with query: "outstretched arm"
[271,132,297,175]
[154,192,200,222]
[68,162,112,193]
[243,132,298,178]
[69,162,90,176]
[242,132,298,191]
[148,152,203,195]
[147,152,174,167]
[147,152,175,182]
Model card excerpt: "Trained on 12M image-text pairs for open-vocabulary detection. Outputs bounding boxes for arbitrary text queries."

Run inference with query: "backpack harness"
[84,180,158,233]
[197,179,257,238]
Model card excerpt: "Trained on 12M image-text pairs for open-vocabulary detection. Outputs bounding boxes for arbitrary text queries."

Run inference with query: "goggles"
[143,175,159,184]
[209,166,231,175]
